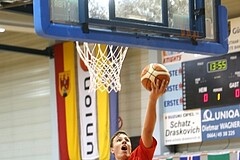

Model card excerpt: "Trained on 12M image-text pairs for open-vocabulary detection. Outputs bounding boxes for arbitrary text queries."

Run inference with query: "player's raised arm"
[141,79,168,148]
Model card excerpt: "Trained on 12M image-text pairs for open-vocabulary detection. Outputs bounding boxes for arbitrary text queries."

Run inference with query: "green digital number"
[208,59,227,72]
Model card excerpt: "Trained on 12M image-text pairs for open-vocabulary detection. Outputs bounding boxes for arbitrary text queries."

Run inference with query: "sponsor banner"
[163,62,183,112]
[77,57,99,159]
[202,104,240,141]
[228,17,240,53]
[164,109,202,145]
[162,51,183,64]
[162,52,210,65]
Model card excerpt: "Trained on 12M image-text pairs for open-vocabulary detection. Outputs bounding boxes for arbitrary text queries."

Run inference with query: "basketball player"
[110,79,168,160]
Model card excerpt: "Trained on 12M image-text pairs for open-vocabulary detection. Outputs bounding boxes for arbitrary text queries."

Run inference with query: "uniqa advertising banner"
[202,104,240,141]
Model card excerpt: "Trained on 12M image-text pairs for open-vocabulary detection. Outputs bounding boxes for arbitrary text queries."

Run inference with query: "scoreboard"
[182,52,240,109]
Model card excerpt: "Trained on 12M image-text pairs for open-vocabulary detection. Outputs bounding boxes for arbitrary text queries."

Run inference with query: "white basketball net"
[76,41,128,93]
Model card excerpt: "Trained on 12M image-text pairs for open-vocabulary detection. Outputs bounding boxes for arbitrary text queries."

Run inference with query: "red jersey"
[128,137,157,160]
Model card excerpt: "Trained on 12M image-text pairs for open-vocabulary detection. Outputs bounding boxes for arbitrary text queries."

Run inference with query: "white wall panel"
[120,48,142,136]
[0,52,52,160]
[119,48,158,136]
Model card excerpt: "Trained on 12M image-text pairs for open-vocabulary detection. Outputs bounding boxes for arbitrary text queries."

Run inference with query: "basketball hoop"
[76,42,128,93]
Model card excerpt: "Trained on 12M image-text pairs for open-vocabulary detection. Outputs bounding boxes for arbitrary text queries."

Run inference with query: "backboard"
[34,0,228,55]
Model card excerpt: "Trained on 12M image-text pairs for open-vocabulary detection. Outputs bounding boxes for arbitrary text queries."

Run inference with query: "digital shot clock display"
[182,52,240,109]
[207,59,227,73]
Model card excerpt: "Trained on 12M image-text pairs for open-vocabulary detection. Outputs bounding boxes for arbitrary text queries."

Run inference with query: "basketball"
[141,63,170,91]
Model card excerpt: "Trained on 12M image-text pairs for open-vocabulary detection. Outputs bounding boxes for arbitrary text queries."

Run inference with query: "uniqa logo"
[202,108,240,122]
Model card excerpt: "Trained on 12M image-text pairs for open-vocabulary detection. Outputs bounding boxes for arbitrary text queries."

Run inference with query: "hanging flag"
[180,154,200,160]
[97,44,110,160]
[180,156,188,160]
[109,91,119,160]
[54,43,69,160]
[77,55,99,159]
[54,42,81,160]
[192,155,200,160]
[208,152,230,160]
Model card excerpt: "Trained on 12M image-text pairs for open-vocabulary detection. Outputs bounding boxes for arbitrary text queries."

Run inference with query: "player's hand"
[150,79,168,100]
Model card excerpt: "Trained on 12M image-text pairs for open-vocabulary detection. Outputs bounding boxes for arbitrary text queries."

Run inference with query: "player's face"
[111,133,132,160]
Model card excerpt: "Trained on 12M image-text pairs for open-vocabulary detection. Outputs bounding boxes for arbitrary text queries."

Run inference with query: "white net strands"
[76,42,128,93]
